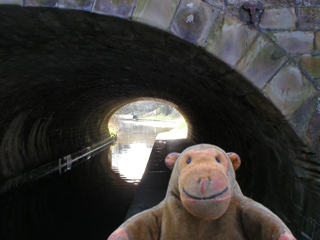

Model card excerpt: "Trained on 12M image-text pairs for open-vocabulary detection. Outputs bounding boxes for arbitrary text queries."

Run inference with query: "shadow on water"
[0,120,175,240]
[0,147,136,240]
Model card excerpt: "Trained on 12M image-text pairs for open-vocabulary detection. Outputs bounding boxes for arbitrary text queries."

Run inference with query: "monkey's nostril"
[198,177,212,184]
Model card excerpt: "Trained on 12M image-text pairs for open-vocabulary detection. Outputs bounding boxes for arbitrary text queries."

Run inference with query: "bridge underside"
[0,6,319,239]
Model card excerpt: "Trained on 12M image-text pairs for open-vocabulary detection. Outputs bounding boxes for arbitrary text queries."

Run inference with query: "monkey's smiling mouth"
[183,187,229,200]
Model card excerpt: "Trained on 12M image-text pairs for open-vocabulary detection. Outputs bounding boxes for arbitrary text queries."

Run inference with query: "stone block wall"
[208,0,320,89]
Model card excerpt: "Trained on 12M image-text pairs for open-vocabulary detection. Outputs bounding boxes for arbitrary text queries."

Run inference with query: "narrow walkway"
[125,139,195,219]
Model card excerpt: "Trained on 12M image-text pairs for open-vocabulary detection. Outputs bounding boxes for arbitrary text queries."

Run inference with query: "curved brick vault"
[0,0,320,239]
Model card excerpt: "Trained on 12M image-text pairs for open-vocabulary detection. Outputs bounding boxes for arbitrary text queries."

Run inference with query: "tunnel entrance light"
[108,100,187,139]
[108,100,187,183]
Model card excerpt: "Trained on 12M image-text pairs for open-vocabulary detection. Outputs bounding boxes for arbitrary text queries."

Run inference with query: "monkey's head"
[165,144,241,220]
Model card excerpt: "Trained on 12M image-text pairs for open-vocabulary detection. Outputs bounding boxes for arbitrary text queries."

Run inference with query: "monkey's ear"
[165,152,180,170]
[227,152,241,171]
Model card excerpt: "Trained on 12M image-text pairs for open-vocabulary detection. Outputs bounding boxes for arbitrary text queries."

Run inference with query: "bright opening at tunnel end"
[108,101,187,183]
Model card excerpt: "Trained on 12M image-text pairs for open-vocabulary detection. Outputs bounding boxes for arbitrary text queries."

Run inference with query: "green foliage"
[116,101,179,118]
[109,126,118,137]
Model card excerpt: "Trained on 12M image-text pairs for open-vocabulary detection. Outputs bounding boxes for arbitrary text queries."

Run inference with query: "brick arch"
[0,1,319,239]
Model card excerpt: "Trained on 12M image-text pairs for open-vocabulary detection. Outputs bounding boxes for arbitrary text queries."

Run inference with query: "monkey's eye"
[216,157,221,163]
[187,158,192,164]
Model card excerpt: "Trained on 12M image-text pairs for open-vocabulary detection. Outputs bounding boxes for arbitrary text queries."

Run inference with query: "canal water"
[111,120,175,184]
[0,120,176,240]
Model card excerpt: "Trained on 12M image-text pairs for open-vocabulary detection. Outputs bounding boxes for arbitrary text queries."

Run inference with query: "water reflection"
[110,120,174,183]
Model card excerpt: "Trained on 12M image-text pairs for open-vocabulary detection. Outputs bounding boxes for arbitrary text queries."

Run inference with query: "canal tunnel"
[0,4,320,239]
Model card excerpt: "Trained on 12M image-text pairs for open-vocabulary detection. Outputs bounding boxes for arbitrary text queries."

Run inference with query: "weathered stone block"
[263,62,317,116]
[205,12,259,68]
[297,7,320,29]
[289,92,320,165]
[201,0,224,7]
[227,6,244,23]
[92,0,135,17]
[170,0,219,45]
[132,0,180,30]
[316,31,320,52]
[259,0,298,6]
[304,0,320,6]
[224,0,239,4]
[235,35,287,89]
[59,0,93,11]
[295,54,320,78]
[273,31,314,54]
[24,0,58,7]
[0,0,23,5]
[260,7,296,29]
[228,0,298,6]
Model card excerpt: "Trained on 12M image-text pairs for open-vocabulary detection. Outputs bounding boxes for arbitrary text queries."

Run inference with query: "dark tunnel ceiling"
[0,6,303,211]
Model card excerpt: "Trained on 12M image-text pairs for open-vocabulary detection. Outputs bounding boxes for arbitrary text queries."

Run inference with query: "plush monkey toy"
[108,144,296,240]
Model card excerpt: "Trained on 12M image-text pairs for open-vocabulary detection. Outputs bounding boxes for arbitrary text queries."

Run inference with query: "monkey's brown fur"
[108,144,296,240]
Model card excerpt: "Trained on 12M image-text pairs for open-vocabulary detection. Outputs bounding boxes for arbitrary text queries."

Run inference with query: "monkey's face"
[177,148,232,220]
